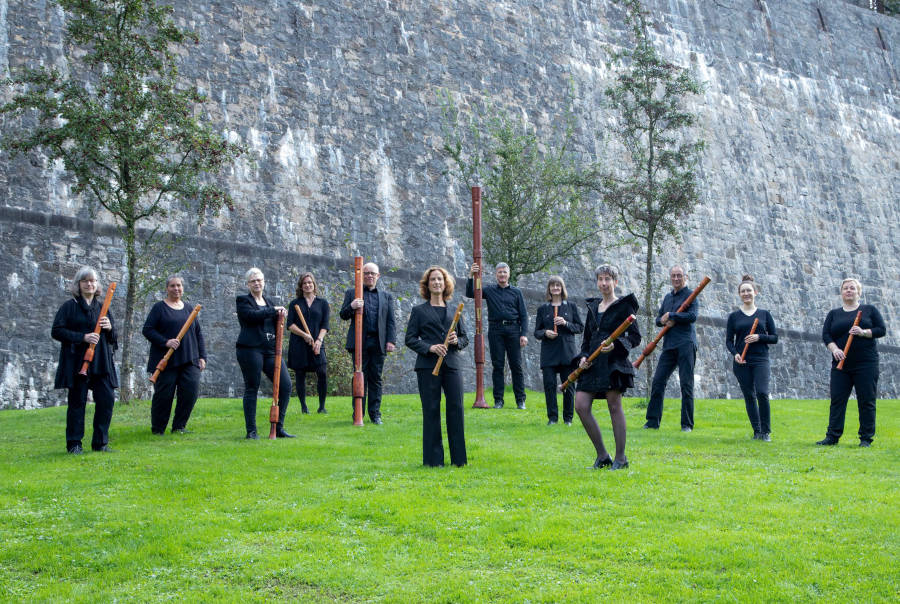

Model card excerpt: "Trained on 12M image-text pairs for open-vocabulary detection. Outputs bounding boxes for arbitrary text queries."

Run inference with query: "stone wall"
[1,0,898,409]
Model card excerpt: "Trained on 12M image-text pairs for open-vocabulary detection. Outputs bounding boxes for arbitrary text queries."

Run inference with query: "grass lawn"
[0,391,897,602]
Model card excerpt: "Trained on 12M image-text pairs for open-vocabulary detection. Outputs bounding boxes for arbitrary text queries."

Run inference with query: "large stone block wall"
[1,1,897,409]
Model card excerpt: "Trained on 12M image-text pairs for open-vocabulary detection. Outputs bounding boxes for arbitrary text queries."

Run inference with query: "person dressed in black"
[235,267,293,439]
[534,276,583,426]
[643,265,699,432]
[287,272,330,414]
[466,262,528,409]
[142,276,207,435]
[574,264,641,471]
[405,266,469,467]
[339,262,396,424]
[51,266,118,454]
[817,278,886,447]
[725,275,778,441]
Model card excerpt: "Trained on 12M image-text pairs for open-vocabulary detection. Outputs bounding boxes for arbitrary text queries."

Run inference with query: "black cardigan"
[142,301,207,372]
[576,294,641,392]
[404,301,469,371]
[533,301,584,368]
[235,293,279,349]
[51,296,119,389]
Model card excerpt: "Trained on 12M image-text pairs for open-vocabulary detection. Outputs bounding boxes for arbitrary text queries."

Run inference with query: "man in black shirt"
[340,262,397,424]
[466,262,529,409]
[643,265,699,431]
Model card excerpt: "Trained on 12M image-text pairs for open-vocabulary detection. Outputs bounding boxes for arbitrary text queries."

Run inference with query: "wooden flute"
[560,314,636,391]
[432,303,464,376]
[738,317,759,364]
[836,310,862,371]
[78,282,117,376]
[269,312,285,439]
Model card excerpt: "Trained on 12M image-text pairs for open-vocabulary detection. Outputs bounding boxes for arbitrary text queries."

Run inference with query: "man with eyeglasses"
[339,262,397,424]
[643,265,699,432]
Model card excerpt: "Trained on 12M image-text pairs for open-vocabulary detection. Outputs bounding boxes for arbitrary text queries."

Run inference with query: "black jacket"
[339,287,396,353]
[142,301,207,372]
[405,302,469,371]
[576,294,641,392]
[51,296,119,389]
[534,301,583,368]
[235,293,279,349]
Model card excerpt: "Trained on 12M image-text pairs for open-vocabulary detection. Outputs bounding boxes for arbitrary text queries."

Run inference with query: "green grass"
[1,392,897,602]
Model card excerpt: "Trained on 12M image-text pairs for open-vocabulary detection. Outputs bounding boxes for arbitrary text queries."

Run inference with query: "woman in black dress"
[725,275,778,441]
[287,272,330,414]
[235,267,293,439]
[817,278,886,447]
[574,264,641,470]
[142,276,207,435]
[534,276,583,425]
[404,266,469,467]
[51,266,118,454]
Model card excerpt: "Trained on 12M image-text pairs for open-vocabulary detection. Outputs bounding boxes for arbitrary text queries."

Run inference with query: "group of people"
[52,262,887,467]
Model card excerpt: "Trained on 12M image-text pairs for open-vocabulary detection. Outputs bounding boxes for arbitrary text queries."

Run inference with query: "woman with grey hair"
[574,264,641,470]
[235,267,293,439]
[817,277,886,447]
[142,275,207,435]
[51,266,118,454]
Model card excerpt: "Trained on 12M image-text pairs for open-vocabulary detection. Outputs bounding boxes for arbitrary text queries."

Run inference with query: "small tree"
[602,0,705,394]
[1,0,244,401]
[440,91,602,284]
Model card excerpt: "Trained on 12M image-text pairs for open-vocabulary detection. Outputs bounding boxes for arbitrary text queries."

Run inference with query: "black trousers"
[236,347,291,433]
[348,341,385,421]
[416,368,467,467]
[151,363,201,433]
[826,364,878,443]
[733,360,771,435]
[488,323,525,404]
[295,365,328,410]
[542,364,575,423]
[66,375,115,450]
[646,343,696,428]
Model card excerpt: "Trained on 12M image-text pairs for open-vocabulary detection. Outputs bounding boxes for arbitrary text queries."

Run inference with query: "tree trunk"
[119,228,137,404]
[641,233,656,401]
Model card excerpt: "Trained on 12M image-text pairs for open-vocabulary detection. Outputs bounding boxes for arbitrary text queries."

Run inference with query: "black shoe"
[610,459,629,471]
[859,440,872,448]
[94,445,114,452]
[317,407,327,414]
[171,428,192,434]
[761,433,771,442]
[152,430,165,436]
[301,407,310,415]
[372,417,383,425]
[547,420,557,425]
[642,422,658,430]
[752,433,761,440]
[67,444,84,455]
[816,438,838,446]
[275,429,296,438]
[516,403,526,410]
[246,430,259,440]
[493,402,504,409]
[591,456,613,469]
[564,421,572,426]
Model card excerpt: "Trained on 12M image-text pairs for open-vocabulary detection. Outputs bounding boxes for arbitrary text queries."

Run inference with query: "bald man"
[340,262,397,424]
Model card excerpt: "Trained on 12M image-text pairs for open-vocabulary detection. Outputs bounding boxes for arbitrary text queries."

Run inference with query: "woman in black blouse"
[142,276,207,435]
[817,278,886,447]
[534,276,583,425]
[405,266,469,467]
[287,272,330,414]
[51,266,118,454]
[574,264,641,470]
[235,267,293,439]
[725,275,778,441]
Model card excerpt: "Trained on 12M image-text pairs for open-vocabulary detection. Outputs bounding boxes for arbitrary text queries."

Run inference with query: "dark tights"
[575,389,627,464]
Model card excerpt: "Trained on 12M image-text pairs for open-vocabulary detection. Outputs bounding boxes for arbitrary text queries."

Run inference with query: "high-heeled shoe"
[591,456,613,469]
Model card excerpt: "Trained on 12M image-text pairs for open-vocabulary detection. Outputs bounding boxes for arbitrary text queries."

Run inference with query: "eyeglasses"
[363,271,378,276]
[248,278,264,283]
